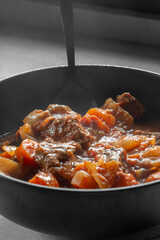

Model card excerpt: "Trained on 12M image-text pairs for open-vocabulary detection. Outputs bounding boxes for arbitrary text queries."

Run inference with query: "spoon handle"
[60,0,75,70]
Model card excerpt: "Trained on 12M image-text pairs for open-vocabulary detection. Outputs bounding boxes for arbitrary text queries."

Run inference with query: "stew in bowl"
[1,92,160,189]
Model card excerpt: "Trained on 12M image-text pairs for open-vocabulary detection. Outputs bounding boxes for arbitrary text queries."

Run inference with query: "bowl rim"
[1,63,160,193]
[0,172,160,193]
[1,63,160,83]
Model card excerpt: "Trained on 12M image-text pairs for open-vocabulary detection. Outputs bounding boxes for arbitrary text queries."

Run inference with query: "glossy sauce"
[1,94,160,189]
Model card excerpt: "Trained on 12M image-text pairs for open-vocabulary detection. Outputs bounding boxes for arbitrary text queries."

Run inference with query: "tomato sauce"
[1,93,160,189]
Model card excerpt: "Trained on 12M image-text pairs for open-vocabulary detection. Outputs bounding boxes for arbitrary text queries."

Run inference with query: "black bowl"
[0,65,160,239]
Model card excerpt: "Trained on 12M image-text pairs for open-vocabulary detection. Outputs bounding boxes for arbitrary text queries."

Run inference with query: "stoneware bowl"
[0,65,160,239]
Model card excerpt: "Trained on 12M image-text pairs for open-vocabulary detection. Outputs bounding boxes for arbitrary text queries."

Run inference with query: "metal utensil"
[55,0,96,115]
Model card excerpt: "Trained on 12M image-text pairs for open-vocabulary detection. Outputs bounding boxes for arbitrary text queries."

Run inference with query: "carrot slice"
[15,139,38,168]
[0,151,12,159]
[87,108,116,128]
[90,115,110,133]
[80,115,92,127]
[81,109,113,134]
[114,172,138,187]
[29,171,59,187]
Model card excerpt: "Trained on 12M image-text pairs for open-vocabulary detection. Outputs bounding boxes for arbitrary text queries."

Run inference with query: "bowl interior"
[1,65,160,238]
[0,65,160,135]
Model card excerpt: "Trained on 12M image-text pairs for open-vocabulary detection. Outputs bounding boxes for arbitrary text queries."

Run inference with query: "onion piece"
[0,157,20,177]
[85,160,120,189]
[71,170,98,189]
[18,123,37,141]
[2,145,17,157]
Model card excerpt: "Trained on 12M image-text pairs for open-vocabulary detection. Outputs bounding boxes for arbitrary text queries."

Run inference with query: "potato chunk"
[0,157,20,177]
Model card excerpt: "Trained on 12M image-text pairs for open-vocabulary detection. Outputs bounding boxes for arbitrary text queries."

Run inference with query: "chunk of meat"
[35,138,82,184]
[101,98,133,129]
[116,92,145,120]
[40,114,93,149]
[21,104,94,149]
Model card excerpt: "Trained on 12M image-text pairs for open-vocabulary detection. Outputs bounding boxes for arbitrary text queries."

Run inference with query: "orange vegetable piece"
[29,171,59,187]
[142,146,160,158]
[89,115,110,133]
[0,157,20,177]
[114,172,138,187]
[2,145,17,157]
[15,139,38,168]
[81,108,115,134]
[80,115,92,127]
[85,160,120,189]
[87,141,112,158]
[72,162,87,173]
[81,114,110,133]
[71,170,98,189]
[145,171,160,183]
[112,136,141,152]
[87,108,116,128]
[0,151,12,159]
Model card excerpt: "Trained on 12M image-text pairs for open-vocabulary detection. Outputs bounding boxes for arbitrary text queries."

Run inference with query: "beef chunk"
[116,92,145,120]
[47,104,77,116]
[102,98,133,129]
[35,138,82,169]
[40,114,92,149]
[23,104,94,149]
[35,138,82,184]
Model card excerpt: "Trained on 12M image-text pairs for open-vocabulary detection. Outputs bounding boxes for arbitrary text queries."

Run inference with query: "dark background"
[76,0,160,15]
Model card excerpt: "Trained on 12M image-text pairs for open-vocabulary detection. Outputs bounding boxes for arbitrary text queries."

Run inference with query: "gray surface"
[2,214,160,240]
[2,26,160,81]
[0,215,59,240]
[1,26,160,239]
[2,0,160,47]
